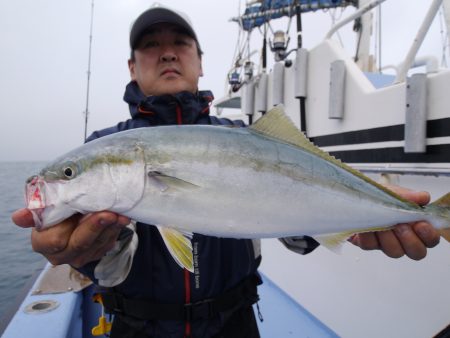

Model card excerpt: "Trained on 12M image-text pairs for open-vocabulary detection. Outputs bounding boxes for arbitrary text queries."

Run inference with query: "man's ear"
[128,59,136,80]
[199,61,204,77]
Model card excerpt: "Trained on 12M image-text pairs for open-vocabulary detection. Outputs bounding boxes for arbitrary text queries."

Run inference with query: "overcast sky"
[0,0,446,161]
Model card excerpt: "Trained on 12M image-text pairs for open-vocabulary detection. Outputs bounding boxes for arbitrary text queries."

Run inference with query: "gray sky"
[0,0,445,161]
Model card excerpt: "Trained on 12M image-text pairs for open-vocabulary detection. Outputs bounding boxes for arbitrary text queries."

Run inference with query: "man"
[12,3,440,338]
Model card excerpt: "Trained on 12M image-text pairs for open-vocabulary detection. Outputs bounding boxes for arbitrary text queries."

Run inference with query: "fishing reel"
[228,61,255,92]
[270,30,290,61]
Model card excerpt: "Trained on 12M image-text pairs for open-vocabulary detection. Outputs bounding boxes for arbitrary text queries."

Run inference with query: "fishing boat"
[2,1,450,337]
[215,0,450,337]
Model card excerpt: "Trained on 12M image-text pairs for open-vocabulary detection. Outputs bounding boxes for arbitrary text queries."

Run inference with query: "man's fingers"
[70,229,122,268]
[377,229,405,259]
[354,223,437,260]
[412,221,440,248]
[11,209,35,228]
[383,184,431,206]
[68,217,125,268]
[393,224,427,260]
[64,212,127,267]
[68,212,125,253]
[32,212,127,267]
[31,215,80,254]
[351,232,379,250]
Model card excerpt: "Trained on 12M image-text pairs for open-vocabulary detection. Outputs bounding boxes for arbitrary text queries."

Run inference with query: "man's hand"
[349,185,440,260]
[12,209,130,268]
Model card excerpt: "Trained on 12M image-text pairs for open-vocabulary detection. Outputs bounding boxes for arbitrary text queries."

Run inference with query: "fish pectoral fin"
[157,226,194,273]
[313,231,355,253]
[148,171,199,192]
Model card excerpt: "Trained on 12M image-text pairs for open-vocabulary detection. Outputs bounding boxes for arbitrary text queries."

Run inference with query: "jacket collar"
[123,81,214,125]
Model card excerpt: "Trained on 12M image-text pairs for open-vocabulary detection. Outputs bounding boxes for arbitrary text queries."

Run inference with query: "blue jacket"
[80,82,261,337]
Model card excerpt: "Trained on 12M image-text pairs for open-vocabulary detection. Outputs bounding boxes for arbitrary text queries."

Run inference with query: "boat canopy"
[239,0,357,31]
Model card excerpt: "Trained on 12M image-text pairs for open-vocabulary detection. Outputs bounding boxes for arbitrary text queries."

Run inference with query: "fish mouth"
[25,175,46,229]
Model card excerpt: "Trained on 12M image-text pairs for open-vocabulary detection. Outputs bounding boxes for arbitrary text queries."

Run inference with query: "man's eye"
[175,39,190,46]
[143,41,158,48]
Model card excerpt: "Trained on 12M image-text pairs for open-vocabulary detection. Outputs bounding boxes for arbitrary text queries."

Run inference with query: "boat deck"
[0,265,337,337]
[256,273,338,337]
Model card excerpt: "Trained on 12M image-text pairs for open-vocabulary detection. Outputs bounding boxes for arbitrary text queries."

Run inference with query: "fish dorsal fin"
[249,105,319,153]
[249,106,418,208]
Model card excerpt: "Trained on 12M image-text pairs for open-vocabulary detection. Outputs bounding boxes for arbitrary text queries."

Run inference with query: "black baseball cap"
[129,3,200,50]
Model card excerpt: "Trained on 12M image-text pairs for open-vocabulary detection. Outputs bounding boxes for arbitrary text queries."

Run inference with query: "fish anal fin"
[313,232,355,253]
[314,226,393,253]
[157,226,194,273]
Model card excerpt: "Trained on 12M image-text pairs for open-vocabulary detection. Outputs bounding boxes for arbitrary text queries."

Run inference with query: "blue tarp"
[241,0,356,31]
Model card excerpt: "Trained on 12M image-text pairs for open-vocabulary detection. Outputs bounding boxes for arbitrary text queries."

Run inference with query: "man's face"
[128,23,203,96]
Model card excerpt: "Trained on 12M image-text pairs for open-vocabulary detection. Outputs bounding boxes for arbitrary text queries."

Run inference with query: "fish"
[25,106,450,272]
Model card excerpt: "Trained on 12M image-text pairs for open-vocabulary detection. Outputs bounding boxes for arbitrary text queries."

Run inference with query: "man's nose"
[160,49,177,62]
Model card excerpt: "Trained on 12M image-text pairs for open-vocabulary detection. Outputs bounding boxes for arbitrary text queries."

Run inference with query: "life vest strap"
[102,274,261,321]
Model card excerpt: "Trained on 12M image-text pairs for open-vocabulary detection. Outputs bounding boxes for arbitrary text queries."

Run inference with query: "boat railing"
[394,0,444,82]
[382,56,440,76]
[325,0,445,82]
[325,0,387,40]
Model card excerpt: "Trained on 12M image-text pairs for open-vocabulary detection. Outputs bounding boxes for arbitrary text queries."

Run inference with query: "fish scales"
[126,126,417,237]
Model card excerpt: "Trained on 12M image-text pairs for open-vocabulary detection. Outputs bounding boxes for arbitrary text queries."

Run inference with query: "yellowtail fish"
[25,106,450,272]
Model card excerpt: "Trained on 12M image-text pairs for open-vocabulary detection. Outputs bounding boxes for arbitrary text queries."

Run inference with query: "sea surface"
[0,162,46,320]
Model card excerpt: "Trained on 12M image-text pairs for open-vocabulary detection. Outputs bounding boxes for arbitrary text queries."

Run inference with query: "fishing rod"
[83,0,95,142]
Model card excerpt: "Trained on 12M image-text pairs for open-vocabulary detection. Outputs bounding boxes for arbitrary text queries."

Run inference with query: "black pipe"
[262,29,267,70]
[295,0,302,48]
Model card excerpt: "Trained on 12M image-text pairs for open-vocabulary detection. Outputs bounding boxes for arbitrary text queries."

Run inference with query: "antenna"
[83,0,95,142]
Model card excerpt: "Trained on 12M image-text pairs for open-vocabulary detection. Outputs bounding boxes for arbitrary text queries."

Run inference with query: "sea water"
[0,162,46,319]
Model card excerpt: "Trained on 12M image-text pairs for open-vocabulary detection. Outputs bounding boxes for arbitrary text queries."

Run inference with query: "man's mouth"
[161,68,181,76]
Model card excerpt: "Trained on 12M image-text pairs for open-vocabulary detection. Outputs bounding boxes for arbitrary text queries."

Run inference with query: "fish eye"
[64,167,74,178]
[61,162,78,179]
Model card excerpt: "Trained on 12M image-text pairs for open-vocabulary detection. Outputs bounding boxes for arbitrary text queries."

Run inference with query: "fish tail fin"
[157,226,194,272]
[430,192,450,208]
[429,192,450,242]
[439,229,450,243]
